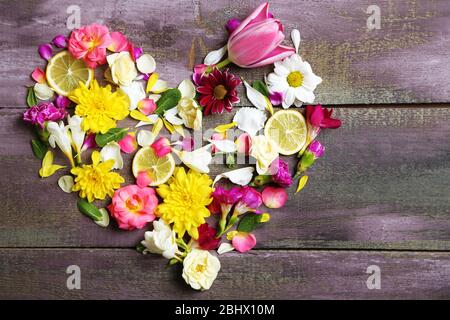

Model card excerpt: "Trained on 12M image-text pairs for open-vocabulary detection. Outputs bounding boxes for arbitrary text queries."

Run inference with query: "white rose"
[107,51,138,86]
[177,98,202,130]
[141,219,178,259]
[182,249,221,291]
[250,135,279,174]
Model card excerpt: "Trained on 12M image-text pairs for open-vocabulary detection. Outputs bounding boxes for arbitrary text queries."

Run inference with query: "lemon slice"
[132,146,175,186]
[264,109,307,155]
[46,51,93,96]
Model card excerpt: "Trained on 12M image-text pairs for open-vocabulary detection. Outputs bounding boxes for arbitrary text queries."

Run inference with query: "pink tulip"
[227,2,295,68]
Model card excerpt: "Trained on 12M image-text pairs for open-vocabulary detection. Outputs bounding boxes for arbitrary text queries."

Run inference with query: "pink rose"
[108,185,158,230]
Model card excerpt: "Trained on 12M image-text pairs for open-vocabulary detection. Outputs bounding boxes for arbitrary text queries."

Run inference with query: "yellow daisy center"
[214,85,228,100]
[287,71,303,88]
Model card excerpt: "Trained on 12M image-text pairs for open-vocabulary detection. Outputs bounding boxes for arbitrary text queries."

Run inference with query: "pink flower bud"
[233,186,262,215]
[55,95,71,108]
[38,43,53,61]
[31,67,46,84]
[118,132,137,154]
[52,35,67,48]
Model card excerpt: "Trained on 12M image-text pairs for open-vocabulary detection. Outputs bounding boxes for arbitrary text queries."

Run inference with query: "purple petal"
[52,35,67,48]
[38,44,53,61]
[225,18,241,34]
[269,91,284,106]
[55,95,71,108]
[133,47,143,60]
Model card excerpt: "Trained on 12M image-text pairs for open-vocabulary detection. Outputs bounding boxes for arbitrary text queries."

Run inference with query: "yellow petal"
[91,151,101,165]
[130,110,153,123]
[146,72,159,93]
[214,122,237,133]
[39,151,65,178]
[260,213,271,223]
[152,118,164,136]
[296,175,309,193]
[226,230,238,241]
[265,96,274,115]
[173,124,185,137]
[162,118,175,134]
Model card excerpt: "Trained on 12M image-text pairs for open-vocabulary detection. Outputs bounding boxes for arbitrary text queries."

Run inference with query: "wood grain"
[1,0,449,108]
[0,249,448,299]
[1,107,449,250]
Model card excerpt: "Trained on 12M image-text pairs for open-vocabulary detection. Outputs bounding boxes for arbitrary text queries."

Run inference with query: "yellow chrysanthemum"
[71,151,124,202]
[157,167,213,239]
[69,80,129,134]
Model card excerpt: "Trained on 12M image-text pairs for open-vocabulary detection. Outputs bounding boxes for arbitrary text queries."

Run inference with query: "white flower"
[267,54,322,108]
[208,139,236,153]
[58,175,74,193]
[177,98,202,130]
[182,249,221,291]
[233,107,267,136]
[213,167,254,186]
[120,81,146,110]
[141,219,178,259]
[204,45,227,65]
[47,121,73,160]
[107,51,138,86]
[67,115,85,156]
[100,141,123,170]
[250,135,279,174]
[33,83,54,100]
[173,145,212,174]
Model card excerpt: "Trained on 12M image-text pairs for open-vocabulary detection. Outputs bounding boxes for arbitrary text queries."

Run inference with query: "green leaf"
[237,213,263,233]
[155,88,182,115]
[77,199,102,221]
[26,87,38,107]
[30,139,47,160]
[95,127,129,147]
[252,80,269,97]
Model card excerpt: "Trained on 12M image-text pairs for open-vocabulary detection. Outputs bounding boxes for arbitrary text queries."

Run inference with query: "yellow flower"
[71,151,124,202]
[156,167,213,239]
[69,80,129,134]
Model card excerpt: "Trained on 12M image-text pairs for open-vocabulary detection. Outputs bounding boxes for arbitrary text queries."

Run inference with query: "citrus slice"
[264,109,307,155]
[46,51,94,96]
[132,146,175,186]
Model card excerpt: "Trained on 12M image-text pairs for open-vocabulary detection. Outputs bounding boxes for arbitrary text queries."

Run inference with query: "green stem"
[205,58,231,74]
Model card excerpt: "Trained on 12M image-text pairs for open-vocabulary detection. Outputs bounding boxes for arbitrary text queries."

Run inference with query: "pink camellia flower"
[23,102,66,128]
[262,186,288,208]
[118,132,137,154]
[38,43,53,61]
[108,184,158,230]
[198,223,221,250]
[68,24,112,68]
[233,186,262,215]
[136,170,153,188]
[151,137,172,157]
[137,98,157,115]
[108,31,129,52]
[235,133,252,155]
[227,2,295,68]
[232,232,257,253]
[31,67,46,83]
[52,35,67,48]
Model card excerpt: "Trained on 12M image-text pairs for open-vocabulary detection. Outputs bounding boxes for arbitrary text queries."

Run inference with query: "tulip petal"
[108,31,128,52]
[136,53,156,74]
[230,2,269,39]
[291,29,301,54]
[204,45,227,66]
[146,73,159,93]
[118,132,137,154]
[244,81,267,110]
[137,98,157,115]
[52,35,67,48]
[232,232,257,253]
[100,141,123,169]
[247,44,296,68]
[178,79,196,99]
[120,81,146,110]
[58,175,74,193]
[235,133,252,155]
[262,186,288,208]
[213,167,255,186]
[135,114,160,128]
[31,67,46,83]
[151,79,168,94]
[137,130,155,147]
[173,146,212,174]
[130,110,155,123]
[38,43,53,61]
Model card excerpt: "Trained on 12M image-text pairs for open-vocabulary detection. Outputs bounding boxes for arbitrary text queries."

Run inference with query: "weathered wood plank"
[1,107,449,249]
[1,0,449,107]
[0,249,448,299]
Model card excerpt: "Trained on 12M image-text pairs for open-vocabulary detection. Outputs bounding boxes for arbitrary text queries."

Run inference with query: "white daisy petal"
[233,107,267,136]
[217,242,235,255]
[282,88,296,109]
[137,130,155,147]
[293,99,303,108]
[178,79,196,99]
[295,87,315,103]
[213,167,255,186]
[136,53,156,74]
[204,45,227,65]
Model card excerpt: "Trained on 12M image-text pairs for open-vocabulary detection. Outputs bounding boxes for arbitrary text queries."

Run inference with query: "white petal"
[233,107,267,136]
[137,130,155,147]
[164,108,184,125]
[213,167,255,186]
[204,45,227,65]
[293,99,303,108]
[58,175,74,193]
[34,83,54,100]
[136,114,160,127]
[173,146,212,173]
[291,29,301,53]
[295,87,315,103]
[147,94,161,102]
[151,79,168,93]
[120,81,146,110]
[100,142,123,170]
[244,81,267,111]
[217,242,235,255]
[106,53,119,66]
[267,73,286,86]
[136,53,156,74]
[282,88,296,109]
[208,139,237,153]
[178,79,196,99]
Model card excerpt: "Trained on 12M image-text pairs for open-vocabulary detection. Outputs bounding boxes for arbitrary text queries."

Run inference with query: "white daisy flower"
[267,54,322,108]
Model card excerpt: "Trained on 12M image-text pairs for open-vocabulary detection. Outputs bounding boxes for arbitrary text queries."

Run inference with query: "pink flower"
[232,232,257,253]
[198,223,221,250]
[179,136,194,151]
[118,132,137,154]
[306,105,342,129]
[68,24,112,68]
[269,158,293,188]
[130,44,143,61]
[233,186,262,215]
[108,31,129,52]
[192,64,208,86]
[307,140,325,158]
[31,67,46,83]
[151,137,171,157]
[295,140,325,176]
[235,133,252,155]
[262,186,288,208]
[211,132,225,153]
[136,170,153,188]
[227,2,295,68]
[38,43,53,61]
[82,133,97,151]
[137,98,157,115]
[108,184,158,230]
[55,95,71,108]
[23,102,66,128]
[52,35,67,48]
[211,186,242,216]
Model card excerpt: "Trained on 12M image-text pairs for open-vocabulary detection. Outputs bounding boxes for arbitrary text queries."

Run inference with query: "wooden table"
[0,0,449,299]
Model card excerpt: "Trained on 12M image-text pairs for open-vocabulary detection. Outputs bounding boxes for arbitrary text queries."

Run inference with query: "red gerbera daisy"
[197,68,241,115]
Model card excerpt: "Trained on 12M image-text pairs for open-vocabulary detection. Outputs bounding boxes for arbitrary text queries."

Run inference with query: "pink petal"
[108,31,129,52]
[136,170,152,188]
[235,133,251,155]
[55,95,71,108]
[137,98,157,115]
[321,117,342,129]
[180,137,194,151]
[31,67,46,83]
[309,106,325,127]
[229,2,269,40]
[262,186,288,208]
[225,18,241,34]
[269,91,284,106]
[38,44,53,61]
[246,44,295,68]
[52,35,67,48]
[118,133,137,154]
[232,232,257,253]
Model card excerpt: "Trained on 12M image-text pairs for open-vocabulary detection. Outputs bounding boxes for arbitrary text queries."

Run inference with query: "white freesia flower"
[164,107,184,125]
[213,167,255,186]
[107,51,138,86]
[67,115,85,156]
[178,79,196,99]
[173,145,212,174]
[141,219,178,259]
[267,54,322,108]
[250,135,279,174]
[233,107,267,136]
[100,141,123,170]
[178,98,202,130]
[33,83,54,100]
[120,80,146,110]
[47,121,73,163]
[204,45,227,65]
[182,249,221,291]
